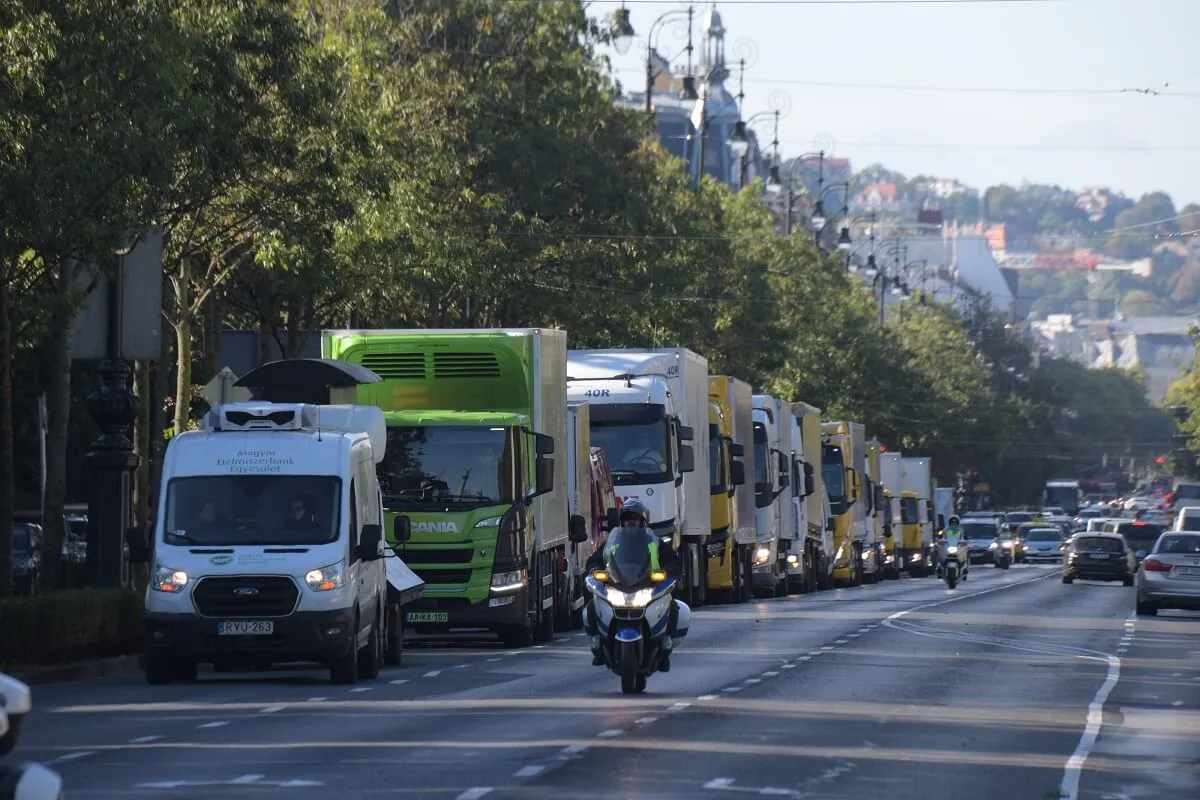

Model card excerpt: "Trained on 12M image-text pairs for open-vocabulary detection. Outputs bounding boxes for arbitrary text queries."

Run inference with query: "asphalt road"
[12,563,1200,799]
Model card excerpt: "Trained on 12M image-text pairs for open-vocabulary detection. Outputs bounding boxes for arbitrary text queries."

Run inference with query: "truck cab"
[751,395,794,596]
[706,376,754,602]
[822,421,866,586]
[134,397,400,686]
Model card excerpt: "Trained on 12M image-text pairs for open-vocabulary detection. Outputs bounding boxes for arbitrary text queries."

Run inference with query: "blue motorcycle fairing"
[615,626,642,643]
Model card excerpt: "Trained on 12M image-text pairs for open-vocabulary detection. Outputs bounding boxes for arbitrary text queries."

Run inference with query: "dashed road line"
[456,789,493,800]
[598,729,624,737]
[820,646,835,651]
[762,671,779,677]
[561,744,589,755]
[261,705,285,713]
[129,736,162,744]
[668,702,691,711]
[198,721,228,729]
[423,670,442,678]
[513,765,545,778]
[349,687,372,693]
[808,650,823,656]
[834,639,849,644]
[781,663,797,669]
[487,657,502,662]
[635,716,658,725]
[49,751,94,764]
[307,697,328,703]
[722,686,742,693]
[744,678,761,685]
[389,679,408,686]
[698,694,719,700]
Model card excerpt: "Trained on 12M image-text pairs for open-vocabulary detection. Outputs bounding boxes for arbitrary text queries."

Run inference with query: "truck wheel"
[384,603,403,666]
[357,611,382,680]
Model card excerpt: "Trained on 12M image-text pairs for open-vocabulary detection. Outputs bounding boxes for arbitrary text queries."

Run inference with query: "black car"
[1062,532,1134,586]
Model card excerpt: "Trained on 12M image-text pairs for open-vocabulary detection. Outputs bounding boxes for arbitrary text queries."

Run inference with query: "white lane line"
[698,695,719,700]
[847,633,861,639]
[820,646,835,651]
[762,671,779,677]
[423,670,442,678]
[349,687,372,693]
[261,705,285,713]
[457,789,493,800]
[1061,628,1127,799]
[513,765,545,778]
[857,627,872,633]
[1173,700,1184,707]
[389,679,408,686]
[307,697,328,702]
[198,721,229,729]
[668,702,691,711]
[722,686,742,693]
[487,657,502,662]
[796,656,811,661]
[808,650,823,656]
[781,663,797,669]
[598,729,624,737]
[635,716,658,725]
[561,744,589,755]
[49,751,95,764]
[129,735,162,744]
[744,678,761,685]
[455,664,471,669]
[834,639,849,644]
[704,778,735,789]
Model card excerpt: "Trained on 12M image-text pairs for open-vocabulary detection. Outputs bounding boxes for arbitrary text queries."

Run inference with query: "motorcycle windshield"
[604,526,656,588]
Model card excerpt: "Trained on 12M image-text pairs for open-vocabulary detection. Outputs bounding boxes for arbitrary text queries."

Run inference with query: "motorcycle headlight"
[988,542,998,550]
[605,587,654,608]
[1002,541,1013,549]
[947,546,959,554]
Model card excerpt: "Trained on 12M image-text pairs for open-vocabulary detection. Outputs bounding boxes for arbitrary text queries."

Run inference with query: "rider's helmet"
[618,500,651,529]
[948,515,961,527]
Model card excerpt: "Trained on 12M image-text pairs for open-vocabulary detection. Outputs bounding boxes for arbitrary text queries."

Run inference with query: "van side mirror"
[568,514,588,544]
[125,527,150,564]
[730,459,746,488]
[359,523,383,561]
[803,462,814,497]
[0,673,33,756]
[678,424,694,442]
[535,456,555,496]
[677,443,695,473]
[392,515,412,544]
[728,441,744,458]
[603,507,620,532]
[534,432,555,455]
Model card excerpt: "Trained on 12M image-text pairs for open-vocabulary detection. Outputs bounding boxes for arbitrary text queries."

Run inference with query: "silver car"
[1022,527,1065,562]
[1135,531,1200,617]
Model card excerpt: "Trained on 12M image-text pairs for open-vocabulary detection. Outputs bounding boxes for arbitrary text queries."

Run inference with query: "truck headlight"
[474,516,502,528]
[151,564,189,593]
[754,546,771,565]
[491,569,526,593]
[305,562,345,592]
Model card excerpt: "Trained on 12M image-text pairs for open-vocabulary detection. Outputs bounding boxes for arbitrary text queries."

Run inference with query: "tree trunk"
[133,361,151,531]
[41,260,74,591]
[173,259,192,434]
[0,262,15,597]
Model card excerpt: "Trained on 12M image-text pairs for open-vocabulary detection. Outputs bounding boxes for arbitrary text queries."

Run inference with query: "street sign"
[202,366,251,407]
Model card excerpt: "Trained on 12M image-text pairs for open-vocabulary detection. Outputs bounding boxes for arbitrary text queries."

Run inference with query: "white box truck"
[567,348,710,605]
[565,402,600,629]
[751,395,795,596]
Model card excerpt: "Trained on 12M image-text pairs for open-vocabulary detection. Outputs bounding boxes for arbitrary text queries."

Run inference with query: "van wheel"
[358,612,382,680]
[384,604,403,666]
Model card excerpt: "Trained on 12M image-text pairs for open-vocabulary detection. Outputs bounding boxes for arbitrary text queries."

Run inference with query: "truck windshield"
[589,404,670,486]
[900,497,919,524]
[379,426,519,510]
[822,444,847,515]
[163,475,341,546]
[753,423,769,485]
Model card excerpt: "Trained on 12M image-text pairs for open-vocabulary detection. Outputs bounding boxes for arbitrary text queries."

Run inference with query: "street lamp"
[638,5,697,114]
[612,5,635,56]
[837,225,853,250]
[728,120,750,161]
[810,201,827,232]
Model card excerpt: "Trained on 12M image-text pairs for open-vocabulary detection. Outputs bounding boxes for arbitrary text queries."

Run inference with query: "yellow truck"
[822,421,866,586]
[705,376,756,603]
[862,439,886,584]
[879,450,905,579]
[792,402,833,592]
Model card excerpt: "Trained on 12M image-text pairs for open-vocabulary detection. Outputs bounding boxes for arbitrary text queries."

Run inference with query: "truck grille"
[413,568,472,585]
[402,548,473,564]
[193,576,299,618]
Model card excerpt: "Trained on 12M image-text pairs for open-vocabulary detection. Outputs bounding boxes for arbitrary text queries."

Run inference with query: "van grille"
[193,576,299,618]
[359,352,426,380]
[433,352,500,379]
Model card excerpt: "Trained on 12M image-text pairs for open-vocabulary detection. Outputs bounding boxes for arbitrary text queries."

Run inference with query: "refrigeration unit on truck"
[879,451,904,580]
[566,348,710,606]
[900,457,935,576]
[323,328,588,648]
[131,358,425,685]
[822,421,867,586]
[751,395,795,597]
[861,439,886,584]
[792,402,832,592]
[706,376,756,602]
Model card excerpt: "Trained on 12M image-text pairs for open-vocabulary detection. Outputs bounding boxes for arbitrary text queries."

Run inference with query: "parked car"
[1062,532,1134,586]
[11,523,41,595]
[1135,531,1200,617]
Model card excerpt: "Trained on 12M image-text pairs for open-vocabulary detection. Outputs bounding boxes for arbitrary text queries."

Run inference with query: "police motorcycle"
[583,524,691,694]
[934,522,969,589]
[0,673,64,799]
[990,533,1014,569]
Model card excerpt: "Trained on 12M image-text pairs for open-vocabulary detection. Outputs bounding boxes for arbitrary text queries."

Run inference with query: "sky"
[586,0,1200,207]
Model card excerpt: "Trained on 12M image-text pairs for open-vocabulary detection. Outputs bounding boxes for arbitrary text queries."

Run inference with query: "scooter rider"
[939,515,967,575]
[584,500,682,671]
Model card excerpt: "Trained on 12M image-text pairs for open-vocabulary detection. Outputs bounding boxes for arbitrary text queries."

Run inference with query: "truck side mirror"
[603,507,620,531]
[535,456,555,496]
[125,527,150,564]
[568,514,588,544]
[0,673,33,756]
[730,459,746,488]
[728,441,744,457]
[678,424,695,442]
[776,452,789,489]
[392,515,412,544]
[803,462,814,497]
[534,432,555,455]
[677,443,695,473]
[359,523,384,561]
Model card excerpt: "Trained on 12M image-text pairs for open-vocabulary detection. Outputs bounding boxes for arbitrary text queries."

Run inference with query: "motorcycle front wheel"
[620,641,641,694]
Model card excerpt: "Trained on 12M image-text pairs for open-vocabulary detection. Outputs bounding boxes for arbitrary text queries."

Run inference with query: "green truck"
[322,328,587,647]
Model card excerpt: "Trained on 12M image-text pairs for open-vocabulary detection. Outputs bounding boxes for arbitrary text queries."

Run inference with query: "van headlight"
[151,564,189,593]
[305,562,345,592]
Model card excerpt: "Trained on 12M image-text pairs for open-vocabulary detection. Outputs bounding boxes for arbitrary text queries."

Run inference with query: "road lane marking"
[598,729,624,737]
[513,765,545,777]
[744,678,761,684]
[389,680,408,686]
[198,721,229,729]
[349,687,372,693]
[261,705,285,713]
[722,686,742,692]
[307,697,328,702]
[698,695,719,700]
[668,702,690,711]
[561,744,589,755]
[129,736,162,744]
[834,639,848,644]
[49,751,94,764]
[704,778,734,789]
[423,670,442,678]
[1061,622,1128,799]
[635,716,658,725]
[456,789,493,800]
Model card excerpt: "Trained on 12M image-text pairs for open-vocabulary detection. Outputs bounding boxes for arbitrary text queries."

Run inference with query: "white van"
[1173,505,1200,532]
[132,401,392,685]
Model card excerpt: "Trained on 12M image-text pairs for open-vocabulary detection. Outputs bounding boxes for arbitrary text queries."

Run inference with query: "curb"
[10,654,143,685]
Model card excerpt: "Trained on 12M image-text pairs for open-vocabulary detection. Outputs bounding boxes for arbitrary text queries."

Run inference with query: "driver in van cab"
[284,495,320,531]
[193,498,226,532]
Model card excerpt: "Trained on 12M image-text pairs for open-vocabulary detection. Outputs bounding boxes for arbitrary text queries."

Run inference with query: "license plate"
[1087,553,1110,559]
[218,620,274,635]
[1177,566,1200,576]
[406,611,449,623]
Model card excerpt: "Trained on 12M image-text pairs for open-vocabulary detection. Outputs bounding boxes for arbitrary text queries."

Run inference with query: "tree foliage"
[0,0,1178,595]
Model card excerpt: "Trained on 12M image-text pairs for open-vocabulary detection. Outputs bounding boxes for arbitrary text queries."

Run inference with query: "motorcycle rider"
[938,514,967,576]
[584,499,682,671]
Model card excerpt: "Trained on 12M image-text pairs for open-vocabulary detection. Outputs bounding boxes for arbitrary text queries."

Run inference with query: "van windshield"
[164,475,341,546]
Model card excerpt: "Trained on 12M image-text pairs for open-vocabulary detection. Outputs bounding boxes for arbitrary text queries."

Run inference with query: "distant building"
[851,183,903,214]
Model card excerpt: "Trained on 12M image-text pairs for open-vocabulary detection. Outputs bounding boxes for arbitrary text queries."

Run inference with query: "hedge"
[0,588,143,669]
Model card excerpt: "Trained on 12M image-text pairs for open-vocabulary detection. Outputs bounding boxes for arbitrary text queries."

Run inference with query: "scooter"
[0,673,64,799]
[991,538,1014,569]
[942,545,967,589]
[584,568,690,694]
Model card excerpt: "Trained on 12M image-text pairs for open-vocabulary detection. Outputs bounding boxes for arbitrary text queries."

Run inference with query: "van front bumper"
[144,609,357,664]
